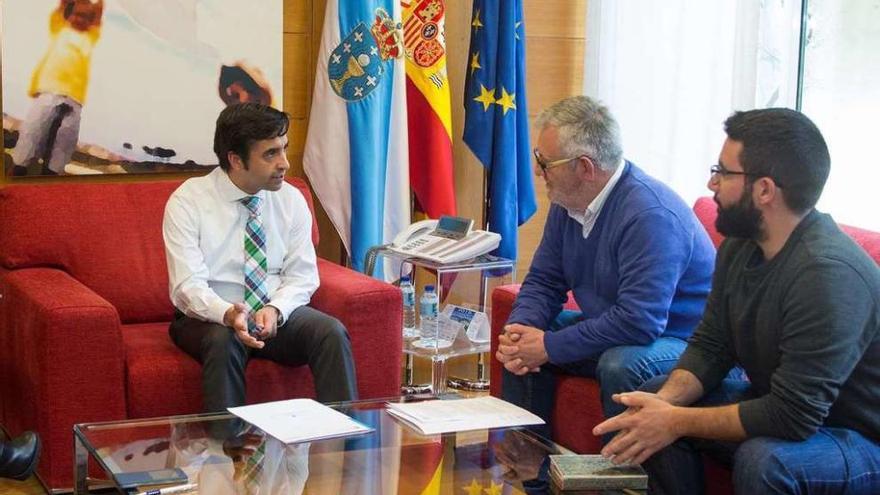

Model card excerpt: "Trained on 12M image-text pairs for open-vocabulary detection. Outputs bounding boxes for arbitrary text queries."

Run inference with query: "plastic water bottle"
[400,275,417,339]
[419,285,439,343]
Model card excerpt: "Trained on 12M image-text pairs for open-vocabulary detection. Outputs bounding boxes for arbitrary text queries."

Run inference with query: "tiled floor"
[0,476,45,495]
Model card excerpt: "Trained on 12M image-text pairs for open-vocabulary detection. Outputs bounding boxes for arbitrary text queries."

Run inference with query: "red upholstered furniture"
[0,178,402,491]
[490,196,880,493]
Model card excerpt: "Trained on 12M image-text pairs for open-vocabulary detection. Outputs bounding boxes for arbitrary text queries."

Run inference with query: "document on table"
[385,396,544,435]
[228,399,372,444]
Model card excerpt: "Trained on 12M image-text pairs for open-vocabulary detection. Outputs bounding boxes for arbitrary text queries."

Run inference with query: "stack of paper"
[385,396,544,435]
[228,399,372,444]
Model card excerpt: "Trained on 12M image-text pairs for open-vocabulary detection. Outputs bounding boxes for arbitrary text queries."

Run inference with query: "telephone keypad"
[402,238,430,250]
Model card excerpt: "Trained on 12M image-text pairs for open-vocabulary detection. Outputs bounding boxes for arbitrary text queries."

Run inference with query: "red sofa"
[490,197,880,493]
[0,177,403,491]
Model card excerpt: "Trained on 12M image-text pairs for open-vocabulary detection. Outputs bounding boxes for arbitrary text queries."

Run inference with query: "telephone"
[389,216,501,264]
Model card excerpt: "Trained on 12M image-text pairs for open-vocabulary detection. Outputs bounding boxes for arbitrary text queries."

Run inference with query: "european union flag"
[463,0,537,262]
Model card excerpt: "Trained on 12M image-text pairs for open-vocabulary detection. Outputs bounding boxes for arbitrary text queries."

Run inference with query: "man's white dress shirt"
[163,167,319,325]
[566,160,625,239]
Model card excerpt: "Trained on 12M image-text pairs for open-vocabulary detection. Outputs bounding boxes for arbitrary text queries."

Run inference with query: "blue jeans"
[501,310,688,440]
[640,375,880,495]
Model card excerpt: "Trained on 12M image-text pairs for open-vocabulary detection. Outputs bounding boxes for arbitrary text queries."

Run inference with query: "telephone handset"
[392,219,439,248]
[389,216,501,264]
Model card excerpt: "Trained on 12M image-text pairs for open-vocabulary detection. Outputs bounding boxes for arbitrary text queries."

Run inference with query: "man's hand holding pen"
[222,303,282,349]
[251,305,279,341]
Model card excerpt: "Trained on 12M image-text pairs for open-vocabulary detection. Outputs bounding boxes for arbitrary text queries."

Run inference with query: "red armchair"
[490,197,880,493]
[0,177,402,491]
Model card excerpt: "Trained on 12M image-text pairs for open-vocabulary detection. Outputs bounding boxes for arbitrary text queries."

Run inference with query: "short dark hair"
[724,108,830,213]
[214,103,289,171]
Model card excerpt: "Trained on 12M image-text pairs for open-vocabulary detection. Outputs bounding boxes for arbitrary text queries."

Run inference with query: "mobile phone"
[246,313,264,339]
[115,468,187,488]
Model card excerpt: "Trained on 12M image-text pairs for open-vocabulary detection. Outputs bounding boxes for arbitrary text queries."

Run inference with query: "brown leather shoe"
[0,432,41,481]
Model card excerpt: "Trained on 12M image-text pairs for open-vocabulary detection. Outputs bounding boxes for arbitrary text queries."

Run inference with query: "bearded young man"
[595,108,880,494]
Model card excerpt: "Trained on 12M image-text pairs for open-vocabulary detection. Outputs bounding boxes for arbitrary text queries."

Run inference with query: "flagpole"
[482,160,490,232]
[476,165,491,387]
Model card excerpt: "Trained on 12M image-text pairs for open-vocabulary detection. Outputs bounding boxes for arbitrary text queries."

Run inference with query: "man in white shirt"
[163,103,357,412]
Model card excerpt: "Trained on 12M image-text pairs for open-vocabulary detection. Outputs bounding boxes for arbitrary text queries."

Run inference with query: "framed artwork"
[2,0,282,176]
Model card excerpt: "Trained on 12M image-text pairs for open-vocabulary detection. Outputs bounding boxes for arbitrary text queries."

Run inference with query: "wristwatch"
[269,304,284,325]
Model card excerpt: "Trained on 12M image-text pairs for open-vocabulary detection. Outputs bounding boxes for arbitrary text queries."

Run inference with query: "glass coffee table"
[74,396,576,495]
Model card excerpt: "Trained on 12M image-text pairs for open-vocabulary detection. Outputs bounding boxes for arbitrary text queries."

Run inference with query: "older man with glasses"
[496,95,719,446]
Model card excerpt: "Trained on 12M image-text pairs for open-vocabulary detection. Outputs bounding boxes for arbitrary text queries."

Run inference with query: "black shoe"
[4,152,29,176]
[0,431,41,481]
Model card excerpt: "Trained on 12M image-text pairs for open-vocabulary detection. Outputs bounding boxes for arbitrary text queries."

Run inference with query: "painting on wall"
[1,0,282,177]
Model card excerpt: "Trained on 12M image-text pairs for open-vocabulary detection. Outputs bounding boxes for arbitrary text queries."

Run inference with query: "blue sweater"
[509,162,716,364]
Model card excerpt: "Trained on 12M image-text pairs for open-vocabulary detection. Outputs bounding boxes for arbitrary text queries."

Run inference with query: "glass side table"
[403,328,490,394]
[367,248,515,394]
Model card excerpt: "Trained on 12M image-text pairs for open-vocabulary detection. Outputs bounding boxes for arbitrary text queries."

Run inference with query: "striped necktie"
[239,425,268,495]
[241,196,268,312]
[240,429,266,494]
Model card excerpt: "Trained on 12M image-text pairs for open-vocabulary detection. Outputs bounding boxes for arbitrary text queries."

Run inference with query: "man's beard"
[715,187,763,240]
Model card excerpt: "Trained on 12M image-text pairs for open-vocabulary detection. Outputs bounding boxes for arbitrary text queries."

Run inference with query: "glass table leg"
[447,353,491,391]
[74,432,89,494]
[401,353,432,395]
[431,357,449,394]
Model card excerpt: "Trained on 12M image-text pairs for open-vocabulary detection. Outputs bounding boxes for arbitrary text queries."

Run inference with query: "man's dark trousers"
[170,305,358,412]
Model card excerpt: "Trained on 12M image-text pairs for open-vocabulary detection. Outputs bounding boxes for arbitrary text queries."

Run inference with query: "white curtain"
[583,0,801,206]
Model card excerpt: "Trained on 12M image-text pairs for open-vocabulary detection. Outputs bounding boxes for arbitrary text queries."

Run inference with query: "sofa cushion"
[0,177,320,324]
[121,322,316,418]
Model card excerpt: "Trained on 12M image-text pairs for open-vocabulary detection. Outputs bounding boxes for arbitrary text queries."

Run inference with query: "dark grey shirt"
[676,210,880,441]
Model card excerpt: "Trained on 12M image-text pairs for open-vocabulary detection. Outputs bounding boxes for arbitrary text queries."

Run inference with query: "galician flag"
[304,0,410,272]
[401,0,456,218]
[462,0,536,262]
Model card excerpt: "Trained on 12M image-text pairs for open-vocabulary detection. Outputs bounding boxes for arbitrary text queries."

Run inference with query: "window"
[801,0,880,229]
[584,0,880,229]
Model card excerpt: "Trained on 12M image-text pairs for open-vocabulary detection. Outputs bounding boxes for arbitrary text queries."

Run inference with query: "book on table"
[549,454,647,491]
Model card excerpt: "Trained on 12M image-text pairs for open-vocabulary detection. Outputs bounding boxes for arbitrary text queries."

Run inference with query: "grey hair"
[534,95,623,172]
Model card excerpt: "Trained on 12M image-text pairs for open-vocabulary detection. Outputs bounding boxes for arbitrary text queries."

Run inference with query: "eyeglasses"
[710,164,784,188]
[533,148,584,174]
[710,164,759,181]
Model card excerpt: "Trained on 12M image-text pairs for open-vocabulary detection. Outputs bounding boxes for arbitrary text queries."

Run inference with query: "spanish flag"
[401,0,456,218]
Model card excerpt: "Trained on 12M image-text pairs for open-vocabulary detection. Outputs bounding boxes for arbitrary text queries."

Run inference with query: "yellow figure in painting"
[10,0,104,176]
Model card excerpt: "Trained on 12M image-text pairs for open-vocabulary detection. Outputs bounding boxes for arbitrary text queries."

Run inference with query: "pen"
[134,483,197,495]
